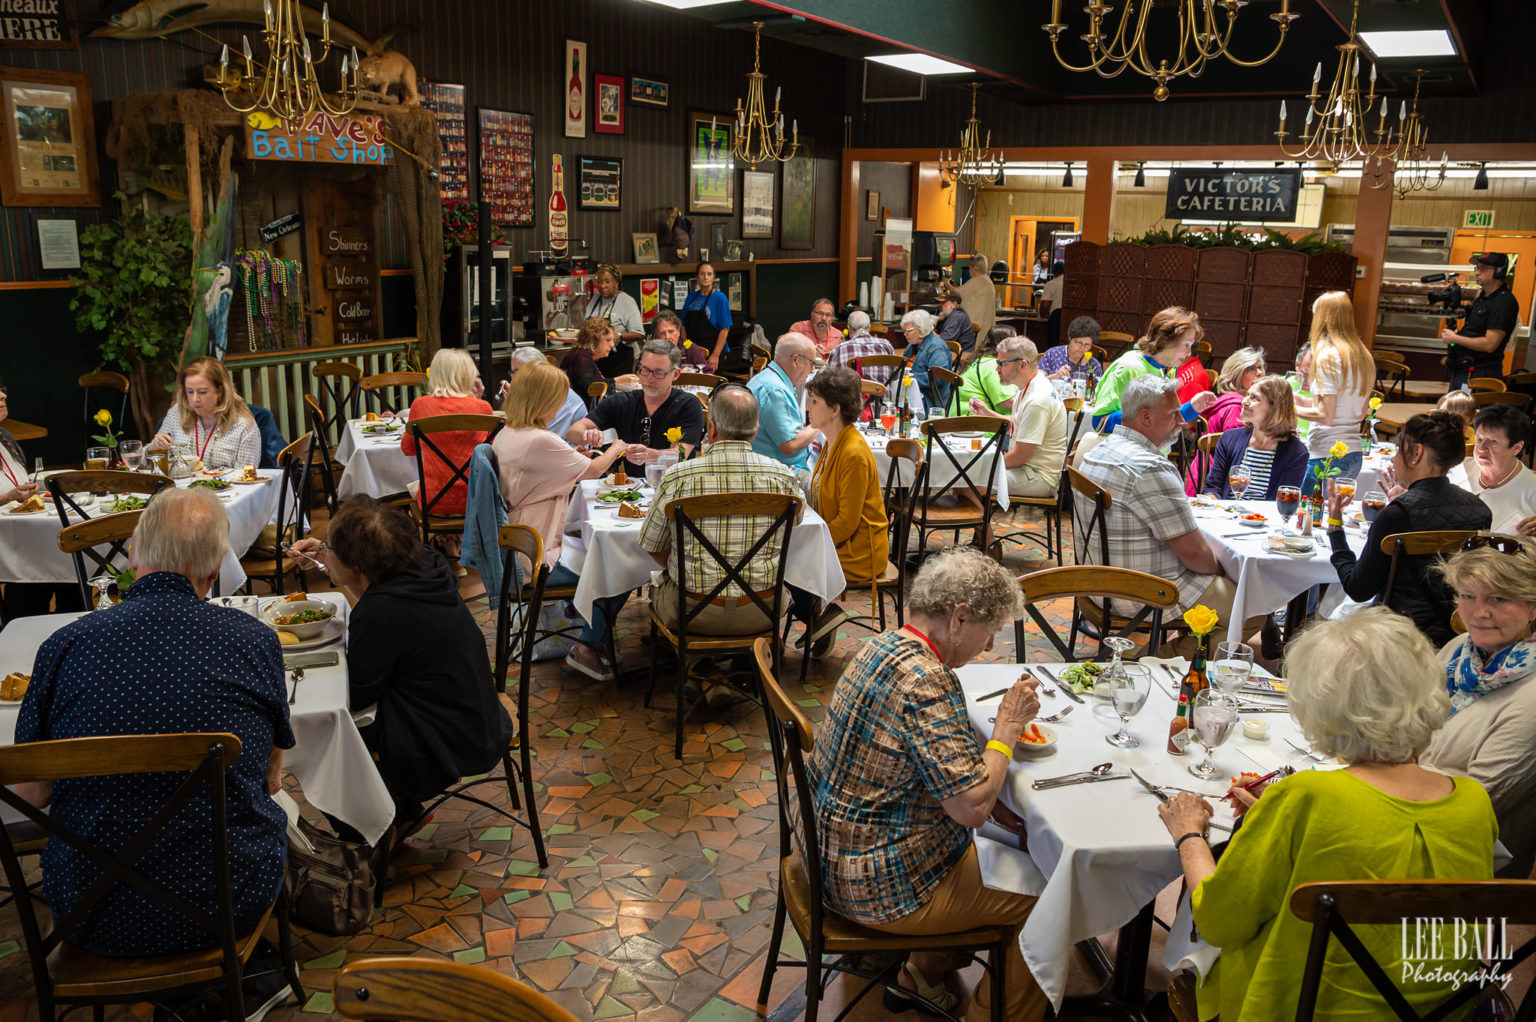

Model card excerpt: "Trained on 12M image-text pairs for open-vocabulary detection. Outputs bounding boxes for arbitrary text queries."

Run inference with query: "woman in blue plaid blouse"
[809,547,1049,1020]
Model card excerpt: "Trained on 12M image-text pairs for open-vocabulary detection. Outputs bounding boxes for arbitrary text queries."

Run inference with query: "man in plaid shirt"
[826,309,897,385]
[638,385,804,635]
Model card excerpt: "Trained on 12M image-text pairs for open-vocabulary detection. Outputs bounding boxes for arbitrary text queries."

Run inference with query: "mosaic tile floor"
[0,512,1528,1021]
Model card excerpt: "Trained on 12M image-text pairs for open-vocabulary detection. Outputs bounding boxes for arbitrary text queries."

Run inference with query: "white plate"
[268,616,345,651]
[1237,516,1269,528]
[1014,723,1058,754]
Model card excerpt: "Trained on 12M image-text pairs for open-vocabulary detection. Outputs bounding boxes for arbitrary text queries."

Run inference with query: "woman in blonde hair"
[491,360,628,681]
[399,347,493,517]
[1090,306,1216,430]
[1183,346,1267,494]
[1294,291,1372,498]
[152,356,261,471]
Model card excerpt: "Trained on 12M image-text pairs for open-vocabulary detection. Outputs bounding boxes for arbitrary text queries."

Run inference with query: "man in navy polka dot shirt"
[16,488,294,957]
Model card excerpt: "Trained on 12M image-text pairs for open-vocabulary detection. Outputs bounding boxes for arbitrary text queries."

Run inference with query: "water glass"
[119,439,144,472]
[1105,663,1151,749]
[1228,468,1251,500]
[89,574,116,611]
[644,460,665,490]
[1189,690,1238,779]
[85,446,110,471]
[31,457,44,484]
[1362,489,1387,524]
[1210,641,1254,697]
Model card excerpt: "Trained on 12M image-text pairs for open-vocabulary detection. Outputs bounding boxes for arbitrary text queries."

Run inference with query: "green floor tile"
[504,889,532,904]
[453,946,487,965]
[630,808,660,822]
[478,826,513,841]
[686,996,761,1022]
[760,769,776,782]
[449,884,476,898]
[678,783,704,795]
[412,823,437,841]
[547,823,576,835]
[570,720,598,733]
[548,940,578,958]
[796,698,820,708]
[0,940,18,960]
[803,682,821,692]
[303,948,346,970]
[564,854,595,867]
[545,727,571,738]
[592,995,631,1020]
[702,848,718,864]
[728,798,752,812]
[417,848,448,863]
[585,771,613,786]
[719,737,747,752]
[734,894,751,912]
[581,738,605,749]
[507,859,541,876]
[302,992,334,1014]
[548,891,574,911]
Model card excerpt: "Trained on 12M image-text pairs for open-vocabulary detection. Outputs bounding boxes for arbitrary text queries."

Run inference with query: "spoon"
[1031,761,1116,790]
[288,667,305,705]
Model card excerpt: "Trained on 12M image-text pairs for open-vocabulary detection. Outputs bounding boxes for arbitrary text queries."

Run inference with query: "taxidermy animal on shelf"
[355,51,419,106]
[94,0,391,55]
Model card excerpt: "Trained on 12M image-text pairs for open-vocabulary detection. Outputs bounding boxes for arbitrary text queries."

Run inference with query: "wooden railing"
[226,338,417,443]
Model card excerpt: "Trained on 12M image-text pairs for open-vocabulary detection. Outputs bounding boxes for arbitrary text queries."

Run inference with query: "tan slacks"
[651,579,776,636]
[863,845,1049,1022]
[1163,574,1271,659]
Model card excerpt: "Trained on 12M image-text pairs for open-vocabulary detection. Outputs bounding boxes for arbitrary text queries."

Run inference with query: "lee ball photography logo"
[1400,916,1515,990]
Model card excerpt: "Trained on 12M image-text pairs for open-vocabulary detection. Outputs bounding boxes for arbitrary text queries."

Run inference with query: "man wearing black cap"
[1441,252,1520,389]
[937,285,975,354]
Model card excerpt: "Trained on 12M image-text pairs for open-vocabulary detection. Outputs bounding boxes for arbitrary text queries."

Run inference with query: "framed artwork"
[477,108,535,227]
[727,272,743,312]
[866,188,881,221]
[741,169,774,238]
[593,73,624,134]
[578,155,621,211]
[633,233,659,263]
[780,136,816,250]
[419,82,468,202]
[564,40,586,138]
[0,0,76,49]
[709,222,726,258]
[0,66,99,208]
[34,216,80,273]
[630,74,669,108]
[687,111,735,215]
[725,239,743,262]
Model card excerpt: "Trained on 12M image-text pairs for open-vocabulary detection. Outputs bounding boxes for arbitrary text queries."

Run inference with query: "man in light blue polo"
[746,332,820,471]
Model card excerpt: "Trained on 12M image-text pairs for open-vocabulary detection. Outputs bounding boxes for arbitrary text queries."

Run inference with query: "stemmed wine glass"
[1105,663,1151,748]
[1188,690,1239,779]
[1228,467,1251,500]
[119,439,144,472]
[89,574,116,611]
[1276,485,1301,530]
[1209,641,1254,697]
[1098,635,1136,704]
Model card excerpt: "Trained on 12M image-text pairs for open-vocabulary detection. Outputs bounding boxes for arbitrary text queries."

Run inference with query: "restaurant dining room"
[0,0,1534,1020]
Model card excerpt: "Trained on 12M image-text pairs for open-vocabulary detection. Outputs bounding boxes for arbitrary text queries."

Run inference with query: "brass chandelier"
[1366,71,1447,197]
[732,23,797,169]
[1042,0,1298,102]
[1275,0,1394,169]
[217,0,359,119]
[939,84,1004,186]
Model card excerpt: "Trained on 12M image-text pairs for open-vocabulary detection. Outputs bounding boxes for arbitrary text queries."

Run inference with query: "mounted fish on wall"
[93,0,390,56]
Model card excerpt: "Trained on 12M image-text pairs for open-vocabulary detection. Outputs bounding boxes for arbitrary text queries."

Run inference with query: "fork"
[282,543,330,574]
[991,705,1073,725]
[1285,737,1327,762]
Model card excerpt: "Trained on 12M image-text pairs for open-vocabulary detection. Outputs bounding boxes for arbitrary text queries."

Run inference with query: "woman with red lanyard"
[152,356,262,472]
[0,383,84,618]
[680,261,733,373]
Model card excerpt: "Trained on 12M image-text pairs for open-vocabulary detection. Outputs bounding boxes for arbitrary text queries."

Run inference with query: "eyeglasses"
[996,357,1026,367]
[639,415,652,447]
[636,366,674,380]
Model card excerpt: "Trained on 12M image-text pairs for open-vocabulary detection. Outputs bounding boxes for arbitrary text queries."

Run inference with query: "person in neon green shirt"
[1158,607,1496,1022]
[1091,307,1215,429]
[1287,342,1313,440]
[954,325,1021,415]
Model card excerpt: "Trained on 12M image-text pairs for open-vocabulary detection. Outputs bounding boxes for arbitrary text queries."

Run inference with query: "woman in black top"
[1324,411,1492,646]
[291,497,511,828]
[559,317,616,403]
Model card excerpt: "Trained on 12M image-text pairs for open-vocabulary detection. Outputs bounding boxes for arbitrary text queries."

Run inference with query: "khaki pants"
[652,579,776,636]
[863,845,1049,1022]
[1163,575,1271,659]
[1006,462,1058,499]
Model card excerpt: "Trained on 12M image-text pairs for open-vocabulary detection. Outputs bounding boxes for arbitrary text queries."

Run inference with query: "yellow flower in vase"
[1182,604,1219,638]
[94,409,113,428]
[1369,396,1383,412]
[90,408,121,450]
[664,426,685,461]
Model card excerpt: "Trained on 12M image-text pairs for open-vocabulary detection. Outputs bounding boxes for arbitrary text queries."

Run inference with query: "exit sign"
[1463,209,1496,229]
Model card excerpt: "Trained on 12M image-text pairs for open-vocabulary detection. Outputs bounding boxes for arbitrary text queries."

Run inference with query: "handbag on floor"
[285,816,377,935]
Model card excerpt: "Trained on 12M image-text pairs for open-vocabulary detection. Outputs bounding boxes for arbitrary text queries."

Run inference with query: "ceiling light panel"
[1358,30,1457,59]
[866,53,972,76]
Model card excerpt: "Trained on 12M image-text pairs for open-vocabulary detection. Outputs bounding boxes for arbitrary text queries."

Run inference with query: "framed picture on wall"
[741,169,774,238]
[578,155,621,210]
[709,222,726,258]
[866,188,881,221]
[564,40,586,138]
[779,136,815,250]
[629,74,668,108]
[633,233,659,263]
[593,73,624,134]
[725,239,743,262]
[687,111,735,215]
[0,66,99,208]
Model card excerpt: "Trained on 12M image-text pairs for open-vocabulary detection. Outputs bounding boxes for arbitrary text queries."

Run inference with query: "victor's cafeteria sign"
[1165,168,1303,223]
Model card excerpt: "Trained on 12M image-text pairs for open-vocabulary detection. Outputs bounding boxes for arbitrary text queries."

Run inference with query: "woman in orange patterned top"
[399,347,493,517]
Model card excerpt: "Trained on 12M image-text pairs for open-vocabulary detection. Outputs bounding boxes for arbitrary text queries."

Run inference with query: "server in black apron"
[589,264,644,377]
[680,262,733,372]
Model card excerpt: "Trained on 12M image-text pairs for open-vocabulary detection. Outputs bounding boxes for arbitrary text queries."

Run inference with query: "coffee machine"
[512,245,598,343]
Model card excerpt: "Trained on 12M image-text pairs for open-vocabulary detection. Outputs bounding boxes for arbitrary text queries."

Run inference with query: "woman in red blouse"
[400,347,492,517]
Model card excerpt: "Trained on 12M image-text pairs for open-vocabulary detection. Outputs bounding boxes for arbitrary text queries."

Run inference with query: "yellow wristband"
[1326,517,1343,527]
[985,739,1014,758]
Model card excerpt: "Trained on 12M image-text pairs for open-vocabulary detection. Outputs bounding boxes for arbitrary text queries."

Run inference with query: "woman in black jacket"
[1323,411,1491,647]
[291,497,511,832]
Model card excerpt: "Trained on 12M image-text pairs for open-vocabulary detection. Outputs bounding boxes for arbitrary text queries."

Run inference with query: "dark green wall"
[2,288,107,466]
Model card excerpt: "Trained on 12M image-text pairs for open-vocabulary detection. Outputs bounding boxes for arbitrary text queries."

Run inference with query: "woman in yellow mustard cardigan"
[792,367,890,658]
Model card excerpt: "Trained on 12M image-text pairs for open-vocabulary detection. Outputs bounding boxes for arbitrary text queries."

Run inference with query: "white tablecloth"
[1193,498,1368,646]
[864,428,1013,510]
[0,592,395,844]
[335,420,414,501]
[0,472,283,595]
[561,479,847,622]
[958,660,1324,1009]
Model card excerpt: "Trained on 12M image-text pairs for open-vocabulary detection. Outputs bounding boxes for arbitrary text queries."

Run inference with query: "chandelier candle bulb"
[1313,61,1322,84]
[221,43,229,69]
[321,1,328,43]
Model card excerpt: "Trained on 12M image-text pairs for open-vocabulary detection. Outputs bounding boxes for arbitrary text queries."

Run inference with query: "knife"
[1035,664,1084,704]
[1130,768,1233,832]
[1031,773,1127,790]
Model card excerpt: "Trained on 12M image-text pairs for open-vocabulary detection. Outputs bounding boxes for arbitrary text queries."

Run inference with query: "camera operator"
[1441,253,1519,390]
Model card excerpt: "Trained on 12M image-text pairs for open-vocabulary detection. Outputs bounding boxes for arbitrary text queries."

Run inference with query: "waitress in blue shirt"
[681,261,733,372]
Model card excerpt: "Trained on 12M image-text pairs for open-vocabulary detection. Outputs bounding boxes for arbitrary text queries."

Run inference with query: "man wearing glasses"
[566,339,704,474]
[967,336,1068,499]
[747,333,821,471]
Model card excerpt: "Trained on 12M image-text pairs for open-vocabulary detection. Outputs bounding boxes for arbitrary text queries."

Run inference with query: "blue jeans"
[544,563,619,646]
[1300,451,1363,500]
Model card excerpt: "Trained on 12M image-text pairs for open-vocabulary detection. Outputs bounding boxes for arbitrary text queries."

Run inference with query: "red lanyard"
[191,420,215,462]
[0,452,20,489]
[902,625,944,665]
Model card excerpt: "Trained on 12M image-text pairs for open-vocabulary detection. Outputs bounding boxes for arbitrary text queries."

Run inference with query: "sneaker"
[564,648,614,682]
[238,953,295,1022]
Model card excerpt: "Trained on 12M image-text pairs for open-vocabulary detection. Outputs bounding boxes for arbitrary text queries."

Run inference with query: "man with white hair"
[968,336,1067,499]
[1078,375,1258,654]
[827,309,896,384]
[788,297,842,359]
[747,332,821,470]
[505,346,587,439]
[15,487,295,998]
[952,253,996,336]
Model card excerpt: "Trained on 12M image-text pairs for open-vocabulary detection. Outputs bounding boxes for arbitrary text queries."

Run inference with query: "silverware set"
[1286,738,1328,762]
[990,705,1073,725]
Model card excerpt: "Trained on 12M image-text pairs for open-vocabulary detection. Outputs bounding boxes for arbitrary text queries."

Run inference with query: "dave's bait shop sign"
[1165,168,1303,222]
[245,111,394,167]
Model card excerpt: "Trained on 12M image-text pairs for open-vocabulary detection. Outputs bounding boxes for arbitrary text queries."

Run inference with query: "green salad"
[598,489,642,504]
[109,496,148,513]
[1056,661,1105,695]
[190,478,231,491]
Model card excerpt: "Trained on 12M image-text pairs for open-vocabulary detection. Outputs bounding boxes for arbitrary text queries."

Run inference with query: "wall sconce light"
[1473,162,1489,190]
[1133,162,1146,187]
[1062,162,1074,187]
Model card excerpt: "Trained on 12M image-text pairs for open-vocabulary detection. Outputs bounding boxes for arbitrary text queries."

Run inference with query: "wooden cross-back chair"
[677,371,726,391]
[0,733,305,1022]
[585,380,608,411]
[645,493,799,761]
[359,371,427,414]
[995,395,1091,565]
[1098,331,1136,359]
[1016,565,1178,662]
[905,416,1009,562]
[1066,466,1177,654]
[929,366,963,416]
[1373,353,1409,401]
[750,638,1010,1022]
[1192,428,1228,493]
[45,470,172,529]
[405,414,503,546]
[56,509,142,607]
[1378,530,1481,609]
[333,957,578,1022]
[77,372,129,443]
[1290,880,1536,1022]
[1467,377,1507,393]
[1472,390,1531,411]
[303,394,342,515]
[237,432,313,595]
[311,361,362,439]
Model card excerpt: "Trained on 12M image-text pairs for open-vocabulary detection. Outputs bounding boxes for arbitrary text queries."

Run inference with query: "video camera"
[1420,272,1468,319]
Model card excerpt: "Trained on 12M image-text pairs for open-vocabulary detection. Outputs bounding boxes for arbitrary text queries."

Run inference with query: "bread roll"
[277,630,300,646]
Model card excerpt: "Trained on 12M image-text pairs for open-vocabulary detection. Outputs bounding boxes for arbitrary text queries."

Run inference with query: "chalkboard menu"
[0,0,76,49]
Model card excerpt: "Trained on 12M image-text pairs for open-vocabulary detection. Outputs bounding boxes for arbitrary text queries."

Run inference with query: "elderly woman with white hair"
[812,547,1049,1021]
[503,346,587,439]
[399,347,494,517]
[1157,607,1497,1021]
[826,308,897,386]
[899,308,953,414]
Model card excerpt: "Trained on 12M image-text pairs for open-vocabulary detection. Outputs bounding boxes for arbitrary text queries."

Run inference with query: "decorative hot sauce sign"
[245,111,394,167]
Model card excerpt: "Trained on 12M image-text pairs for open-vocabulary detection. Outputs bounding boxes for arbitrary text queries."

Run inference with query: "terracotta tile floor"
[0,512,1528,1021]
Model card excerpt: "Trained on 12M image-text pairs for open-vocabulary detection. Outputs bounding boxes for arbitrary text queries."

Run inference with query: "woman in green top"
[1287,342,1313,439]
[954,325,1021,414]
[1158,606,1497,1022]
[1090,306,1215,430]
